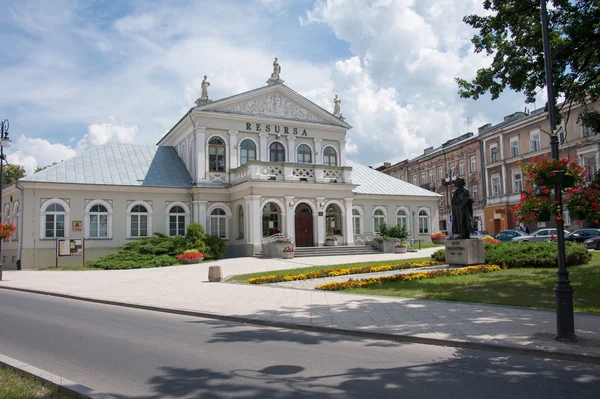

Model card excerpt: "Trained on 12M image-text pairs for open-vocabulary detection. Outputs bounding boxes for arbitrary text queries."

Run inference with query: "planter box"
[282,252,294,259]
[541,171,575,188]
[325,240,338,246]
[381,240,397,253]
[394,247,407,254]
[261,243,289,258]
[431,238,446,245]
[180,258,203,264]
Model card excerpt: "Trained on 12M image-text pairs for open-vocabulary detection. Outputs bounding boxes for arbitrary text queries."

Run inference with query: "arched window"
[373,209,386,233]
[12,201,19,241]
[326,204,342,236]
[3,204,10,223]
[129,204,150,238]
[418,209,430,234]
[323,147,337,166]
[208,137,226,172]
[352,209,362,235]
[297,144,312,163]
[89,204,108,238]
[396,209,409,233]
[269,142,285,162]
[262,202,281,237]
[240,139,256,166]
[43,203,66,238]
[210,208,228,239]
[169,206,186,236]
[238,205,244,239]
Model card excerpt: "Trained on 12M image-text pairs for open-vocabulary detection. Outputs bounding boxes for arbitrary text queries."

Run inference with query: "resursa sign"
[245,122,308,136]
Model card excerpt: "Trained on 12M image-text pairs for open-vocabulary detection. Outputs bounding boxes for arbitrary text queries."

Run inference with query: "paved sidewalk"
[1,247,599,363]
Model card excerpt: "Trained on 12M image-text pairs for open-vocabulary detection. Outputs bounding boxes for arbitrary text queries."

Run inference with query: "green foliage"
[87,253,180,270]
[1,164,25,186]
[456,0,600,122]
[430,241,591,268]
[34,161,59,173]
[378,222,409,240]
[204,234,227,259]
[185,222,207,253]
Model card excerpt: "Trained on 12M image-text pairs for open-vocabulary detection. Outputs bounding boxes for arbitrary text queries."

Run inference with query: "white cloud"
[114,14,155,34]
[76,121,138,151]
[7,136,77,176]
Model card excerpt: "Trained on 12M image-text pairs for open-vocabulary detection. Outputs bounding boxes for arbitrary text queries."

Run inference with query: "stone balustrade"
[230,161,352,185]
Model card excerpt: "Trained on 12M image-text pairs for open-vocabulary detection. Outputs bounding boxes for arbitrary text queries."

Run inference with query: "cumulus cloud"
[114,14,155,34]
[7,136,77,176]
[76,121,138,151]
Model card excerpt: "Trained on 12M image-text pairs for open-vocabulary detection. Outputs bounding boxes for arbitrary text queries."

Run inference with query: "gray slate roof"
[347,160,441,197]
[21,143,193,188]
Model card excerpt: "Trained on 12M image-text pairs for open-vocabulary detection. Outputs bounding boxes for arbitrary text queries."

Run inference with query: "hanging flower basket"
[570,210,587,221]
[519,156,584,189]
[540,170,576,188]
[0,223,17,241]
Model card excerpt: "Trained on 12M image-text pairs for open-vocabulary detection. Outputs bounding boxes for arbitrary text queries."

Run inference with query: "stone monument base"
[445,239,484,266]
[266,77,284,85]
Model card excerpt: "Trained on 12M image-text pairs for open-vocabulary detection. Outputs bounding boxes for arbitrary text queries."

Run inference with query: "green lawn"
[226,257,432,283]
[36,265,98,271]
[344,252,600,312]
[0,365,73,399]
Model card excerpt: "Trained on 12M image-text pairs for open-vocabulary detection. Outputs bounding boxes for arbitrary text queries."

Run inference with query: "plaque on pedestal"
[445,239,484,266]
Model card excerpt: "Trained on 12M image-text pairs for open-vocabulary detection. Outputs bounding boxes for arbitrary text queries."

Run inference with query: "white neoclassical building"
[2,67,441,269]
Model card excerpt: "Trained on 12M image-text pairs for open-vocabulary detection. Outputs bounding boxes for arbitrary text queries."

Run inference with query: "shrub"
[429,241,591,268]
[186,223,208,253]
[204,234,227,259]
[87,252,180,269]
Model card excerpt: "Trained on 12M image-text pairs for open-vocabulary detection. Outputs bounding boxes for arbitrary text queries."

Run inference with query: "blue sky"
[0,0,544,174]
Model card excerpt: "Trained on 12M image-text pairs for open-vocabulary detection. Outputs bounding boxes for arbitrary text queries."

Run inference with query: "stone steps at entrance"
[292,245,381,258]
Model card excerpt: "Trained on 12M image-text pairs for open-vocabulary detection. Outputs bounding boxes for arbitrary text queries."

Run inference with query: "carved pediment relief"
[215,93,326,123]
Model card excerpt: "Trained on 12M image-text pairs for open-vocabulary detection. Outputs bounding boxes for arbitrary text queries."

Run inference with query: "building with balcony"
[479,103,600,234]
[1,67,441,269]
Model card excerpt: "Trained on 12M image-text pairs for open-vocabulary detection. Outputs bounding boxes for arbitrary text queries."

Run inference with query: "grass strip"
[247,260,442,284]
[0,365,74,399]
[315,265,504,291]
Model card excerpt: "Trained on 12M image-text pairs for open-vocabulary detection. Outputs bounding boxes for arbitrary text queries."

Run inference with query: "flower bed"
[177,249,204,264]
[247,260,441,284]
[314,264,504,291]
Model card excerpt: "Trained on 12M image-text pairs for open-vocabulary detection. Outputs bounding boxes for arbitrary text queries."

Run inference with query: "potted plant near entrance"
[394,241,408,254]
[325,236,338,246]
[177,249,204,264]
[281,245,295,259]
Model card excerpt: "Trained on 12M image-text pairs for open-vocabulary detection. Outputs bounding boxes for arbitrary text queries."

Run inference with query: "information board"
[57,239,84,257]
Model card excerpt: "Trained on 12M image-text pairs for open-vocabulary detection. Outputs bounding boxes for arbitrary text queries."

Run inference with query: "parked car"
[470,231,490,239]
[512,228,570,242]
[564,229,600,243]
[584,236,600,250]
[494,230,527,242]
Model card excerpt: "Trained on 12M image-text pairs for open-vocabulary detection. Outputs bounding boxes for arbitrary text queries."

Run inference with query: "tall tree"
[2,164,26,186]
[456,0,600,128]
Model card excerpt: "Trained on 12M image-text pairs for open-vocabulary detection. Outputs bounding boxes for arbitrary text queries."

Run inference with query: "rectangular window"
[557,124,565,143]
[130,215,148,237]
[438,166,443,181]
[459,160,465,176]
[472,185,478,201]
[513,172,523,194]
[510,137,519,157]
[170,215,185,236]
[470,155,476,173]
[353,215,361,235]
[449,163,455,177]
[45,215,55,238]
[530,131,541,152]
[428,170,433,183]
[418,215,429,234]
[490,146,498,163]
[412,175,417,185]
[583,155,598,179]
[582,124,592,138]
[492,177,501,197]
[421,172,426,184]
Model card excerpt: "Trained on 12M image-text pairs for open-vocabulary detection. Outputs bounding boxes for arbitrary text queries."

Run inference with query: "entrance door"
[295,204,314,247]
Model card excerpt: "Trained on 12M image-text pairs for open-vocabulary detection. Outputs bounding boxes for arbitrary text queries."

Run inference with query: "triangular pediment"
[198,84,351,128]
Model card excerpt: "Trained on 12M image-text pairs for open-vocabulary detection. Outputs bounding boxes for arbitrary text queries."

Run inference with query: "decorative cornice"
[224,93,325,123]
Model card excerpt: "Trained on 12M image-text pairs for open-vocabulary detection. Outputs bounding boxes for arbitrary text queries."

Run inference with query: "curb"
[2,285,600,366]
[0,353,118,399]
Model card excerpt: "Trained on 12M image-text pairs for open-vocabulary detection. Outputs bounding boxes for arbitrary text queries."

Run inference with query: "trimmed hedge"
[430,241,591,268]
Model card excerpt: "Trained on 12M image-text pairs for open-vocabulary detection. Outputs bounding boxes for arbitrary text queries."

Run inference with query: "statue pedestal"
[266,77,284,85]
[445,239,484,266]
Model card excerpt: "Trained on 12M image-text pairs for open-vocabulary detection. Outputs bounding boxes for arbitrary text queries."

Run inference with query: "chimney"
[383,162,391,168]
[423,146,434,155]
[478,123,492,134]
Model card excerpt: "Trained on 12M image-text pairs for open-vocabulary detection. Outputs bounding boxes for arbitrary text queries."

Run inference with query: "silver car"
[512,228,570,242]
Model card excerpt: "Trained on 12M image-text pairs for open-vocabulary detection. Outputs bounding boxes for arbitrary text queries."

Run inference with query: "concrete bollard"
[208,265,222,282]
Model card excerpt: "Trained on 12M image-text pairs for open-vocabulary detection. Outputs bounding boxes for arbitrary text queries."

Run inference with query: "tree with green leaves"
[456,0,600,130]
[34,161,59,173]
[1,164,25,186]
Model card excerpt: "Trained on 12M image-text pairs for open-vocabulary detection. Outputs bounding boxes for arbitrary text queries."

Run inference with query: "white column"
[259,132,269,162]
[194,126,206,182]
[249,195,262,247]
[313,137,323,165]
[339,140,347,166]
[229,130,238,169]
[484,167,490,199]
[198,200,208,230]
[287,135,296,163]
[192,200,200,223]
[316,197,325,245]
[285,196,295,242]
[501,164,507,195]
[345,197,354,245]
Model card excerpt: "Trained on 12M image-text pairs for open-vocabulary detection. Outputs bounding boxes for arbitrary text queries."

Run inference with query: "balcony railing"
[229,161,353,185]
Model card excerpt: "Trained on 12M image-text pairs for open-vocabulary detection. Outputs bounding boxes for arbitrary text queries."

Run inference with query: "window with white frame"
[512,172,523,194]
[418,210,429,234]
[88,204,108,238]
[438,166,443,181]
[269,142,285,162]
[583,155,598,179]
[449,163,455,177]
[428,170,433,183]
[470,155,477,173]
[412,175,417,185]
[472,185,478,201]
[208,137,226,172]
[168,206,186,236]
[510,137,519,157]
[210,208,228,239]
[323,147,337,166]
[490,145,498,163]
[352,209,362,235]
[530,131,541,152]
[3,204,9,224]
[297,144,312,163]
[557,123,565,143]
[459,160,465,176]
[373,209,386,232]
[12,202,19,241]
[582,123,593,138]
[129,204,150,238]
[421,171,426,184]
[396,209,409,232]
[492,176,501,197]
[43,203,67,238]
[240,139,256,166]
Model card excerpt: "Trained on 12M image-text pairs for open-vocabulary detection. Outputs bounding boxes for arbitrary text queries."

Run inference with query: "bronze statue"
[451,177,474,239]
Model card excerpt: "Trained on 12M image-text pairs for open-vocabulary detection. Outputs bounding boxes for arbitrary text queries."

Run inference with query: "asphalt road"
[1,289,599,399]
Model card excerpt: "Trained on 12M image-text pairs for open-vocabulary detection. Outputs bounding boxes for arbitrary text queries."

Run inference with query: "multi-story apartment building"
[479,103,600,234]
[378,132,484,233]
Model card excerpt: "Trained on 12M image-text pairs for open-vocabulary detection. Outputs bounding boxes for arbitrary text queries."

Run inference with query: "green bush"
[204,234,227,259]
[87,252,180,269]
[430,241,591,268]
[185,223,208,254]
[378,223,408,240]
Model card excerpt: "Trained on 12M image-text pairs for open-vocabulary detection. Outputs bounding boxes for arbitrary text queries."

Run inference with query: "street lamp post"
[540,0,576,340]
[0,119,12,281]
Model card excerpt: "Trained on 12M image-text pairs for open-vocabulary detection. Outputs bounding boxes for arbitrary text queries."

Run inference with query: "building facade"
[1,70,441,269]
